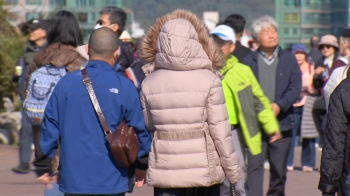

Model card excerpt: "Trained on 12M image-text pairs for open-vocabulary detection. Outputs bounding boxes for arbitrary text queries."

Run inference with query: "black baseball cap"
[28,19,48,31]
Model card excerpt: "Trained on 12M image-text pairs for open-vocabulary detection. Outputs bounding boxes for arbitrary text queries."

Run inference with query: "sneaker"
[12,163,30,174]
[287,166,294,171]
[302,166,313,172]
[264,161,270,170]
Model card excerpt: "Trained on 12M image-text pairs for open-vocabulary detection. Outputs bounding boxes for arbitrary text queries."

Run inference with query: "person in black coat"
[242,15,301,196]
[223,14,252,62]
[319,77,350,196]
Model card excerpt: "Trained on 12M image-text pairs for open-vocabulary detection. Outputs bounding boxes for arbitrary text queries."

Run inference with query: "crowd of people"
[8,5,350,196]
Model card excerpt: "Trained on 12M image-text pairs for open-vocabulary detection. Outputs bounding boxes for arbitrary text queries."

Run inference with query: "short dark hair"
[47,10,83,47]
[223,14,246,36]
[212,35,233,47]
[310,35,320,48]
[100,6,127,36]
[88,27,119,59]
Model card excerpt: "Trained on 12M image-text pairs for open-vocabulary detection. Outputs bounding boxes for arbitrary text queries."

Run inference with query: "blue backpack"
[24,65,67,125]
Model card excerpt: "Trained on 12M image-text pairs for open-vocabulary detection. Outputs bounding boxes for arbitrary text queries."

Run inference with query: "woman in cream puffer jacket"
[140,10,242,195]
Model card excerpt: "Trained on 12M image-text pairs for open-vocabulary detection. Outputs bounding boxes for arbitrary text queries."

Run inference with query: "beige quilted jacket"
[140,10,242,188]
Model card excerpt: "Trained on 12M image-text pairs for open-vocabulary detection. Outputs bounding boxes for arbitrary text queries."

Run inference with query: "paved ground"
[0,144,321,196]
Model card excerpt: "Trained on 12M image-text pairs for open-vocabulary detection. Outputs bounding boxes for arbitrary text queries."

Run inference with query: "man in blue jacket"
[37,27,151,195]
[243,16,302,196]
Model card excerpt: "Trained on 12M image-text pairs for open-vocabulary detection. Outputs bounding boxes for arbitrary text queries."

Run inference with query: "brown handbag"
[81,68,139,168]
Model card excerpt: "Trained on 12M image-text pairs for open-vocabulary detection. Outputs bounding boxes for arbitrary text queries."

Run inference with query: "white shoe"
[31,144,35,151]
[287,166,294,171]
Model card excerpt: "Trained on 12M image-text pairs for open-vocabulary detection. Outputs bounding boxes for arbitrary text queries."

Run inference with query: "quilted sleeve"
[207,77,243,185]
[319,84,348,194]
[140,90,156,132]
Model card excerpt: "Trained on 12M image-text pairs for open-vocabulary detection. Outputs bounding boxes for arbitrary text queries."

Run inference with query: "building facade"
[275,0,349,50]
[4,0,132,43]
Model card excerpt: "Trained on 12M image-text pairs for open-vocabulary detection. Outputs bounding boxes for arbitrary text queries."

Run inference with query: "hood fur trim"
[141,9,224,77]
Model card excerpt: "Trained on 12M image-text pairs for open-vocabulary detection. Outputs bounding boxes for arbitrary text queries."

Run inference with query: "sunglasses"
[320,45,332,50]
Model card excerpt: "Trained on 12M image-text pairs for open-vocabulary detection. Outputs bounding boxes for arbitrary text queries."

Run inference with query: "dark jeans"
[154,184,220,196]
[246,130,292,196]
[65,194,125,196]
[287,107,303,166]
[19,108,33,164]
[32,125,52,175]
[301,138,316,167]
[312,96,326,147]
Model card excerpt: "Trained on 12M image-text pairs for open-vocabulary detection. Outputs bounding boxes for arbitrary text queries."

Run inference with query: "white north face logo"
[109,88,119,94]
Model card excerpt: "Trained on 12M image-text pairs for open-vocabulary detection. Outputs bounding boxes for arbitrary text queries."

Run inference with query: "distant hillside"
[132,0,275,31]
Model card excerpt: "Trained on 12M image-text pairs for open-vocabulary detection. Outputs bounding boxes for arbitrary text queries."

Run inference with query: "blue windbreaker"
[40,60,151,194]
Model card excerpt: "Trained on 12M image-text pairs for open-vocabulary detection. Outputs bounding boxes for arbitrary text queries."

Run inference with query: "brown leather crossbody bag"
[81,68,139,168]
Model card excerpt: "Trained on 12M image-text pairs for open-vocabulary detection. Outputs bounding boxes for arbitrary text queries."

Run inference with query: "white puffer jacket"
[140,10,243,188]
[324,65,349,108]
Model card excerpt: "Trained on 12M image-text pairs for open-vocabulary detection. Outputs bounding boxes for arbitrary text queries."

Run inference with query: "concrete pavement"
[0,144,321,196]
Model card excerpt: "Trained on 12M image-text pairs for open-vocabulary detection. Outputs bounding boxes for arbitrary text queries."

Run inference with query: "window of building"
[284,28,290,36]
[302,29,313,34]
[293,28,298,35]
[292,13,300,22]
[106,0,117,6]
[26,0,41,5]
[52,0,66,6]
[76,0,87,7]
[284,13,291,23]
[284,0,289,7]
[78,13,88,22]
[294,0,301,7]
[89,0,95,6]
[5,0,18,4]
[91,12,95,21]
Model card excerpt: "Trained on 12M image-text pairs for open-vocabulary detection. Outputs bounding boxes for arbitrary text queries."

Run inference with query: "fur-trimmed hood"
[141,10,224,77]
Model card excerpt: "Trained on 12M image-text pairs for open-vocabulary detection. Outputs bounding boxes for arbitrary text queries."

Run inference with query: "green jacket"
[221,55,279,155]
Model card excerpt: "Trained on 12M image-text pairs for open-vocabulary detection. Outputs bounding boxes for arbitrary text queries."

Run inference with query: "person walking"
[324,28,350,108]
[318,68,350,195]
[140,10,242,196]
[77,6,130,65]
[309,36,323,64]
[28,11,86,196]
[243,15,302,196]
[312,35,339,150]
[37,27,151,195]
[12,19,48,174]
[223,14,252,62]
[286,44,315,172]
[210,24,281,196]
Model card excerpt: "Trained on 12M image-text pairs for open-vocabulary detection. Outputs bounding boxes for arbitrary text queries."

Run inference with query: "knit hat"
[318,34,339,50]
[291,44,307,54]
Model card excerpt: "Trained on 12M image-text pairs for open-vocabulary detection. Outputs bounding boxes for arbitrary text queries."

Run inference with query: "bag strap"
[81,68,112,135]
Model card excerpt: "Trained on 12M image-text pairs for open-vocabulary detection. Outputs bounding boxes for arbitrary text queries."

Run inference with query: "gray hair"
[251,15,278,41]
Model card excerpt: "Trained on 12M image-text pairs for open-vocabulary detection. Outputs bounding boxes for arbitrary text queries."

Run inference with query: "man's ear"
[113,48,119,59]
[42,30,47,38]
[111,24,120,34]
[230,44,236,53]
[85,44,89,55]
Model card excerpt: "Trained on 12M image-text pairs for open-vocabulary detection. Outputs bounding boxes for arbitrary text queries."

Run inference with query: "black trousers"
[154,184,220,196]
[32,125,53,175]
[312,96,326,146]
[246,130,292,196]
